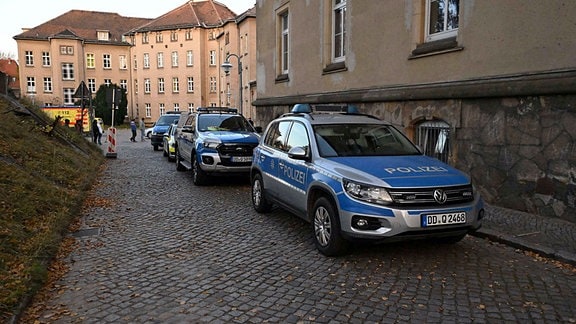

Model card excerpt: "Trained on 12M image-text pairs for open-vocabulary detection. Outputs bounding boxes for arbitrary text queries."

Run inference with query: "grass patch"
[0,97,105,321]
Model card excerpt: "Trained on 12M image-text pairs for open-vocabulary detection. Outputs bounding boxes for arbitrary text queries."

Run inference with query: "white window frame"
[187,50,194,66]
[61,63,74,80]
[26,77,36,93]
[332,0,346,62]
[157,52,164,68]
[144,78,151,93]
[171,51,178,67]
[280,10,289,74]
[158,78,165,93]
[42,52,51,67]
[209,50,216,66]
[425,0,459,42]
[63,88,75,105]
[172,77,179,93]
[143,53,150,69]
[86,53,95,69]
[43,77,52,93]
[159,103,166,115]
[145,103,151,117]
[187,77,194,92]
[103,54,111,69]
[119,55,127,70]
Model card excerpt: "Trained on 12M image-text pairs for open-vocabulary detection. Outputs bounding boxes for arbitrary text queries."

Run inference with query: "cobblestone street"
[35,129,576,323]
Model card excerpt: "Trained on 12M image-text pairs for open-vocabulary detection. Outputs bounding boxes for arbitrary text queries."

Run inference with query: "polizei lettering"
[280,162,306,184]
[384,166,449,174]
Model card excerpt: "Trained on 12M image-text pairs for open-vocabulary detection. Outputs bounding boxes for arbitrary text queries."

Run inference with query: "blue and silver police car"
[250,104,484,256]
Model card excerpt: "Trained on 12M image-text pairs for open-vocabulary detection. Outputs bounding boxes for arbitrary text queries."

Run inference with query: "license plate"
[422,212,466,227]
[231,156,252,162]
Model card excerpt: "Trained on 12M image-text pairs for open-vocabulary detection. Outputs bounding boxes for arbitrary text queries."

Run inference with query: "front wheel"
[312,197,348,256]
[251,173,272,213]
[192,154,209,186]
[175,149,186,171]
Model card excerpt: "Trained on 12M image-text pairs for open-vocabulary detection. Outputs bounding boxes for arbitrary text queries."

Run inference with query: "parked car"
[175,107,261,185]
[145,126,154,138]
[150,112,181,151]
[162,123,177,162]
[250,104,485,256]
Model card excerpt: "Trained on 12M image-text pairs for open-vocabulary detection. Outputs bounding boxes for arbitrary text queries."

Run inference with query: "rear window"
[156,114,181,126]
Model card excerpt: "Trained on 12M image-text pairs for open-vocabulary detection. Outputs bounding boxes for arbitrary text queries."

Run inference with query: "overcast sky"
[0,0,256,58]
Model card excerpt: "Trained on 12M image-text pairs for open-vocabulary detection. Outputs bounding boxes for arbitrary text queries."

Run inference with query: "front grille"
[218,143,257,166]
[388,185,474,207]
[218,143,256,156]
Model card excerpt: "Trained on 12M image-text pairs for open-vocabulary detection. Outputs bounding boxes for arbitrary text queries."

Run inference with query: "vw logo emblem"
[433,189,447,204]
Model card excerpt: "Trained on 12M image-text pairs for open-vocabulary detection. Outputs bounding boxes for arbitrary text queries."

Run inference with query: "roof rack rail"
[196,107,238,114]
[289,103,360,114]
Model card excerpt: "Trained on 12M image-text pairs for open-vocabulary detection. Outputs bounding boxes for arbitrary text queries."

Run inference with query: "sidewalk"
[474,204,576,265]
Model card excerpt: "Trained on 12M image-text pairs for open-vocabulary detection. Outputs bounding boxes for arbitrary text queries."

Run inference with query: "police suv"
[175,107,260,185]
[250,104,484,256]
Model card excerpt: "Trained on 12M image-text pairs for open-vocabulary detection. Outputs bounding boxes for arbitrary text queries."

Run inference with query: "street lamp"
[221,53,242,114]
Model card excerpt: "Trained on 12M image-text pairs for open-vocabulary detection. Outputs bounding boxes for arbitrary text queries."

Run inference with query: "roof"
[133,0,237,33]
[13,10,152,45]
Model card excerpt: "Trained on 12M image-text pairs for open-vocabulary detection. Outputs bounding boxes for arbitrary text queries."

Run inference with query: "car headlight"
[203,139,221,149]
[343,179,393,205]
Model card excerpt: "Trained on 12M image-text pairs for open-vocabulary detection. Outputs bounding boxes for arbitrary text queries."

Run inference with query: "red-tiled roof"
[13,10,152,44]
[135,0,237,32]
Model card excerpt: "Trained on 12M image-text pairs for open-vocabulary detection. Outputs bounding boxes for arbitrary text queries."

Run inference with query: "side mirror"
[288,146,309,161]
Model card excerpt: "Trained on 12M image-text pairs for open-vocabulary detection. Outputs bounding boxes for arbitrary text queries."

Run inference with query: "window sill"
[275,74,289,83]
[322,61,347,75]
[409,37,463,59]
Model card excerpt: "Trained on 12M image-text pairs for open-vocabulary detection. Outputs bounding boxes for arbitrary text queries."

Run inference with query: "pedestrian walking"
[130,119,137,142]
[97,120,103,145]
[92,119,101,144]
[139,117,146,141]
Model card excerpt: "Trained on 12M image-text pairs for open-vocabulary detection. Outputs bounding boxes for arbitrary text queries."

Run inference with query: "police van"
[250,104,484,256]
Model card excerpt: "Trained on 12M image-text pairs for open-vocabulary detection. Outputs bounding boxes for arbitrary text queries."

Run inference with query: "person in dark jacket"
[130,119,137,142]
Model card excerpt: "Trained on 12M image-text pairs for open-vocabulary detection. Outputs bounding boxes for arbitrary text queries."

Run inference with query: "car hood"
[201,131,260,143]
[322,155,471,188]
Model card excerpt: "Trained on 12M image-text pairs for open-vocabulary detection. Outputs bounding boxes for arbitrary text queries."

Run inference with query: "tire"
[251,173,272,213]
[175,149,186,171]
[153,144,159,151]
[312,196,348,256]
[192,154,209,186]
[163,146,168,157]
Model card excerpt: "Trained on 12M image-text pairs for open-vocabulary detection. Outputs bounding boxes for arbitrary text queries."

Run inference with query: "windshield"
[156,115,180,126]
[198,115,255,132]
[313,124,421,157]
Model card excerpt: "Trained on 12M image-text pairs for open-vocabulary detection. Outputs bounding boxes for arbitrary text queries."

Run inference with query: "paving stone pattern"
[36,129,576,323]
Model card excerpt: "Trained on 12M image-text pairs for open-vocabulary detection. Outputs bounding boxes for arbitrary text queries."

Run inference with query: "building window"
[171,51,178,67]
[187,77,194,92]
[86,53,95,69]
[332,0,346,62]
[209,77,217,93]
[61,63,74,80]
[157,52,164,68]
[173,103,180,112]
[43,77,52,93]
[25,51,33,66]
[279,10,289,74]
[144,78,151,93]
[158,78,165,93]
[97,30,109,41]
[156,32,163,43]
[142,32,149,44]
[415,119,451,163]
[170,31,178,41]
[225,32,230,45]
[88,78,96,93]
[119,55,127,70]
[134,79,139,94]
[187,50,194,66]
[172,77,179,93]
[185,29,193,40]
[103,54,111,69]
[26,77,36,93]
[159,103,166,115]
[145,103,151,117]
[209,50,216,66]
[133,55,138,69]
[42,52,51,67]
[63,88,75,105]
[143,53,150,69]
[426,0,459,42]
[188,103,194,112]
[120,79,127,90]
[104,79,112,86]
[60,46,73,55]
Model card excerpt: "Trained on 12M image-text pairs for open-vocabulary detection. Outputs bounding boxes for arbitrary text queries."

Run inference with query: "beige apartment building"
[254,1,576,222]
[13,0,256,125]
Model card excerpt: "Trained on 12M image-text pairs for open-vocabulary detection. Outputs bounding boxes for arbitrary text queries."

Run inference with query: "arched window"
[415,119,451,163]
